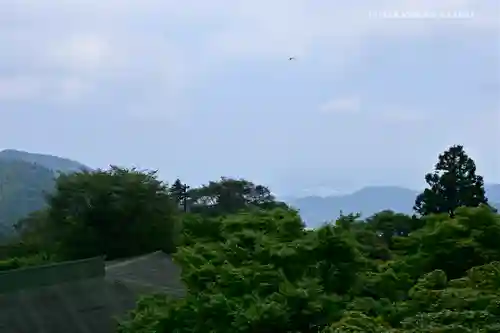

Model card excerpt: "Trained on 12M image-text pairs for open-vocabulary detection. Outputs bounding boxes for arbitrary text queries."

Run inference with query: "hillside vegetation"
[2,144,500,332]
[0,150,91,238]
[0,149,89,174]
[0,160,55,236]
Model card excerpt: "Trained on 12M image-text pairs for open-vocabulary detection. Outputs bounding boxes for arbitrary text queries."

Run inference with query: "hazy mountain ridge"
[0,150,91,236]
[0,149,90,174]
[286,185,500,227]
[0,149,497,231]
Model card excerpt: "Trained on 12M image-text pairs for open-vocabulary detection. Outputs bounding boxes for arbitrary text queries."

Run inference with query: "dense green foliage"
[0,253,53,272]
[115,145,499,332]
[414,145,489,217]
[3,144,500,331]
[117,205,500,332]
[9,169,287,264]
[185,177,287,216]
[15,166,180,261]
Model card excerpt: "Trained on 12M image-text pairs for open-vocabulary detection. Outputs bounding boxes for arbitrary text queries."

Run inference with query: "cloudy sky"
[0,0,499,196]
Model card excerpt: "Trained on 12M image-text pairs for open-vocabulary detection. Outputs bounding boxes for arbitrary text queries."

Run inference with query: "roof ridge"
[0,256,105,293]
[105,251,166,270]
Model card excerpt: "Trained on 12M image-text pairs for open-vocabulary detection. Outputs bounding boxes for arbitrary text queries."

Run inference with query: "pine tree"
[169,179,189,212]
[414,145,488,217]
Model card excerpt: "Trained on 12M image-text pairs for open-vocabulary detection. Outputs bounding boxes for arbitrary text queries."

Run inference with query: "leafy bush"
[0,253,53,272]
[118,205,500,332]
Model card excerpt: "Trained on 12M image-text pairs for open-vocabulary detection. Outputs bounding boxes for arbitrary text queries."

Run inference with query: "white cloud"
[319,100,430,122]
[0,76,43,101]
[54,77,91,103]
[319,98,361,114]
[379,108,428,122]
[45,34,115,73]
[200,0,498,65]
[0,0,497,107]
[0,75,95,104]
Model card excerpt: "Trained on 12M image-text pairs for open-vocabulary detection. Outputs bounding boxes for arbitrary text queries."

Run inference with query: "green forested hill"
[0,149,89,174]
[0,150,91,237]
[0,160,56,234]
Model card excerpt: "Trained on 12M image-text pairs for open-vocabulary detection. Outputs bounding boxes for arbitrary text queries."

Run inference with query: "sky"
[0,0,499,197]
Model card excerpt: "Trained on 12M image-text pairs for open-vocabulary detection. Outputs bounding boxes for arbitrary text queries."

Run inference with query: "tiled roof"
[105,251,185,297]
[0,256,104,294]
[0,252,185,333]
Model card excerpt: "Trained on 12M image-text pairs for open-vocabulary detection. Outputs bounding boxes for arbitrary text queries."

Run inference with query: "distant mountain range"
[0,149,498,232]
[285,185,500,227]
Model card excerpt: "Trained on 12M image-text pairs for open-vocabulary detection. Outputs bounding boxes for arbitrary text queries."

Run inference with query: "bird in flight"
[288,56,296,60]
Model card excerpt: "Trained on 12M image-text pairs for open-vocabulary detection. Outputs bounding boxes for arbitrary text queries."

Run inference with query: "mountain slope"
[287,185,500,227]
[286,186,417,226]
[0,150,91,236]
[0,149,90,174]
[0,159,56,234]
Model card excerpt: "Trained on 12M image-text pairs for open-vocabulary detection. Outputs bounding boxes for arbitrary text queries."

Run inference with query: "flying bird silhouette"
[288,57,296,60]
